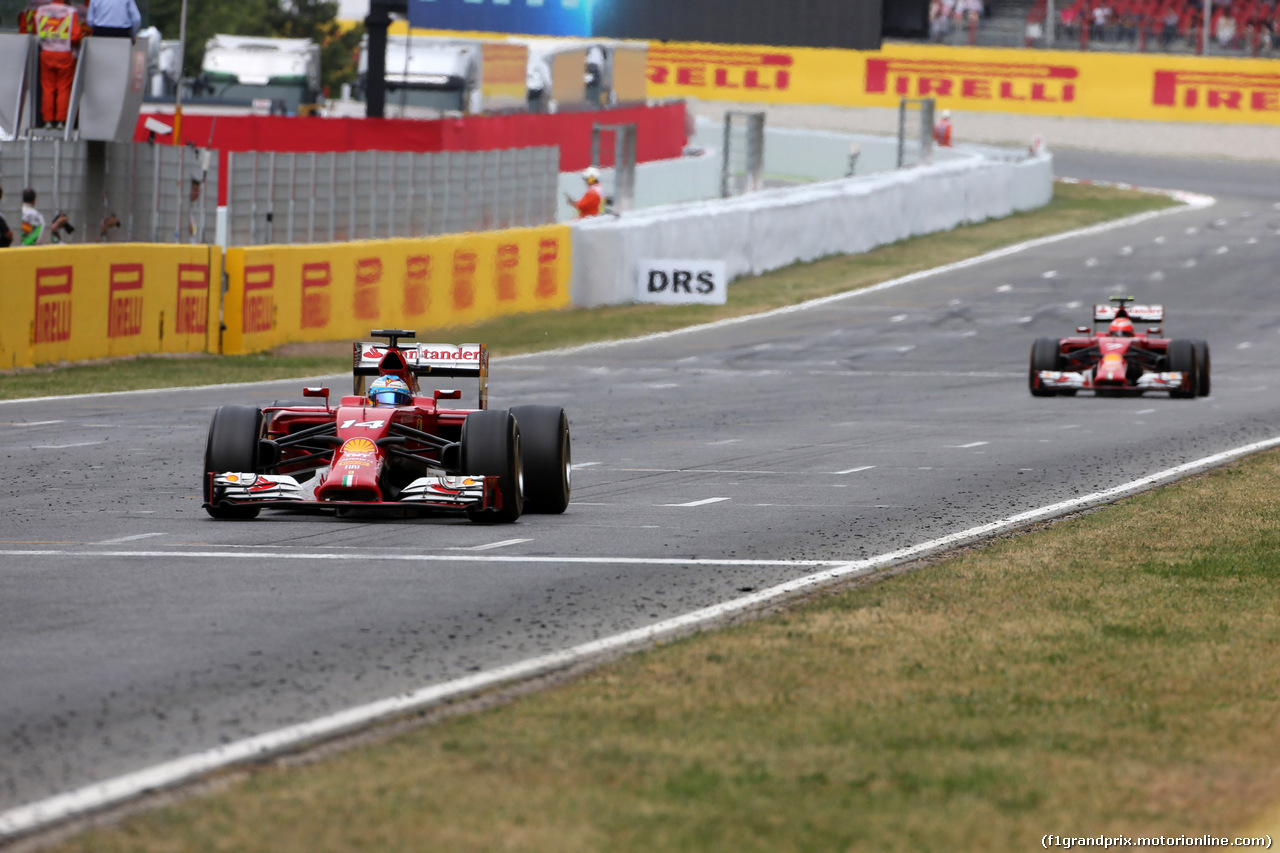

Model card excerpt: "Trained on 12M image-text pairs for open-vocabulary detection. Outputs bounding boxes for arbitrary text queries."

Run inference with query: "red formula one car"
[1029,297,1210,398]
[203,330,571,522]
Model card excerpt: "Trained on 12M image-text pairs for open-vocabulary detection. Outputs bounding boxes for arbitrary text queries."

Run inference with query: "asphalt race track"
[4,150,1280,824]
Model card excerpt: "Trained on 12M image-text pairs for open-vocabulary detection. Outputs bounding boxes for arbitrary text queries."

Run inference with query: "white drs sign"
[636,260,728,305]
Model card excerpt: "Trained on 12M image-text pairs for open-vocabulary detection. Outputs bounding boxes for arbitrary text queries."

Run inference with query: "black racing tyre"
[204,405,264,519]
[1192,339,1210,397]
[1167,339,1198,399]
[1029,337,1061,397]
[461,409,523,523]
[510,405,571,514]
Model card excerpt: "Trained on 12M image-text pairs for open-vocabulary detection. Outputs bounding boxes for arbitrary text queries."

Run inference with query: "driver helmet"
[367,375,411,407]
[1108,317,1135,337]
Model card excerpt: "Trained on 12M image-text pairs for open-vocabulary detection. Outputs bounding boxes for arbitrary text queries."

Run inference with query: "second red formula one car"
[1029,297,1210,398]
[202,329,571,522]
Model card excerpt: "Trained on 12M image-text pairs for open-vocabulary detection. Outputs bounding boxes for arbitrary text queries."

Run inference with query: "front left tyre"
[204,405,264,519]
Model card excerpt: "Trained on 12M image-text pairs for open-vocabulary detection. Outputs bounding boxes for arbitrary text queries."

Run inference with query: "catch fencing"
[0,139,560,247]
[0,138,220,244]
[224,146,560,246]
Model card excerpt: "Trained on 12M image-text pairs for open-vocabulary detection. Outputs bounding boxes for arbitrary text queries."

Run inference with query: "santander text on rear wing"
[353,341,489,409]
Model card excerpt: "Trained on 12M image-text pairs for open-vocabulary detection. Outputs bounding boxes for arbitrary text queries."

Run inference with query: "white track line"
[0,552,848,567]
[2,431,1278,840]
[93,533,167,546]
[0,185,1215,408]
[661,497,731,507]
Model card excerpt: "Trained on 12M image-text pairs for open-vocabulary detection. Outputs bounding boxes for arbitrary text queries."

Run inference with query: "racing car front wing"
[1037,370,1187,393]
[206,472,499,513]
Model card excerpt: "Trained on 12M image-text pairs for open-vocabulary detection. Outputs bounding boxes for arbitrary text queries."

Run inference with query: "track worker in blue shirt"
[86,0,140,38]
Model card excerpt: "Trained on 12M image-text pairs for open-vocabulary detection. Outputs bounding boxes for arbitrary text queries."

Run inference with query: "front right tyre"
[461,409,524,523]
[1029,337,1061,397]
[203,405,264,519]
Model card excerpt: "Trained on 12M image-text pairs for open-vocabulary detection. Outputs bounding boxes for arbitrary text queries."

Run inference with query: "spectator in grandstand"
[1060,4,1080,40]
[1160,7,1180,46]
[0,186,13,248]
[86,0,140,38]
[1117,10,1138,42]
[930,0,951,42]
[34,0,83,129]
[1091,0,1112,40]
[1216,9,1239,48]
[1185,10,1203,47]
[934,109,953,147]
[566,167,604,219]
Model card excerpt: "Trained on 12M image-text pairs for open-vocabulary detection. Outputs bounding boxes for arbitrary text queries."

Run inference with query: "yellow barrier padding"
[223,225,572,355]
[647,41,1280,126]
[0,243,222,370]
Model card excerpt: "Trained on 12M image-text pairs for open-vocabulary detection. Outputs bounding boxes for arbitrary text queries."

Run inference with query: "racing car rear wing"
[353,342,489,409]
[1093,304,1164,323]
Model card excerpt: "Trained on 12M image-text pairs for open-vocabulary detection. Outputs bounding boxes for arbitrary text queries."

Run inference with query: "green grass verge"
[0,182,1172,401]
[50,447,1280,852]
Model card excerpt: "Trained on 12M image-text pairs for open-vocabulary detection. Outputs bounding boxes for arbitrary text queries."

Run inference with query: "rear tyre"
[1192,339,1210,397]
[1167,339,1198,399]
[461,409,523,523]
[1029,337,1061,397]
[204,405,264,519]
[510,405,571,514]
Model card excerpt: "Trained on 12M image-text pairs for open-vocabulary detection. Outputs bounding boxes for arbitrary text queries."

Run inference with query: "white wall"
[569,151,1054,307]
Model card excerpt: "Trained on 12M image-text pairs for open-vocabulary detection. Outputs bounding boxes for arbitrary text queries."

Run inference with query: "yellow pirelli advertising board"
[223,225,572,355]
[0,244,222,369]
[647,41,1280,125]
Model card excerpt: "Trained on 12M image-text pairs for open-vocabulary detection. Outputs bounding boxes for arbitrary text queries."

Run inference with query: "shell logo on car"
[341,438,377,454]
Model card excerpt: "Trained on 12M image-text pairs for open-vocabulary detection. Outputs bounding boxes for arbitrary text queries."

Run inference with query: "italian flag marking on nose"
[343,474,355,487]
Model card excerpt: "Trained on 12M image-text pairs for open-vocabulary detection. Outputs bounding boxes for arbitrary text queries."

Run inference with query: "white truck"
[358,34,480,115]
[200,35,321,115]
